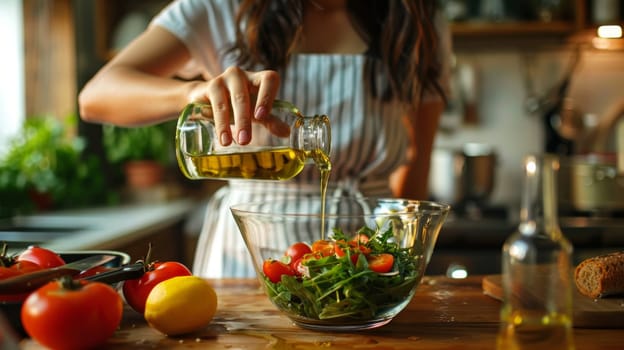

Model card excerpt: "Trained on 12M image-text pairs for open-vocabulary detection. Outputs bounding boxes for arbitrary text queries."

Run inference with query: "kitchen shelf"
[93,0,619,57]
[446,0,622,50]
[451,21,577,37]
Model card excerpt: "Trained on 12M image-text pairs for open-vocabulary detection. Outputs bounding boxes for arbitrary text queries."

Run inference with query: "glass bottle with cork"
[497,154,575,350]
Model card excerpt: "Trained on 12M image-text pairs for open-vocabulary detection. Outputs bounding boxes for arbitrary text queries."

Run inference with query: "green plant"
[0,117,112,218]
[102,121,176,165]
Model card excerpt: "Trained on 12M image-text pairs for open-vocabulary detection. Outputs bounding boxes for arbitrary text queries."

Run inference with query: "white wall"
[434,47,624,208]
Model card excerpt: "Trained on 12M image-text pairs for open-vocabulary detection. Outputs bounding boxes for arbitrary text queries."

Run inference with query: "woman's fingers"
[248,70,280,120]
[205,75,233,146]
[224,67,253,145]
[197,67,280,146]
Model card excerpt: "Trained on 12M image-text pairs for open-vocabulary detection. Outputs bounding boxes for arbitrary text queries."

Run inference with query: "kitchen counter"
[429,213,624,276]
[20,276,624,349]
[2,199,196,252]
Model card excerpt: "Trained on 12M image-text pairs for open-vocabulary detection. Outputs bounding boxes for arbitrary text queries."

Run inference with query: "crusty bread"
[574,251,624,298]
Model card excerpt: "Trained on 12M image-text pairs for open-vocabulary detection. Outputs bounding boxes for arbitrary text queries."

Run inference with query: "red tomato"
[0,270,26,301]
[367,253,394,273]
[0,260,41,278]
[311,239,335,257]
[291,257,306,276]
[17,246,65,268]
[122,261,192,314]
[0,260,44,302]
[262,259,295,283]
[285,242,312,265]
[334,240,360,264]
[0,266,21,281]
[21,277,123,350]
[348,240,371,256]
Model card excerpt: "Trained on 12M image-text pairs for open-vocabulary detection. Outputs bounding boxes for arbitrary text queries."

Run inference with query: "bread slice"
[574,251,624,298]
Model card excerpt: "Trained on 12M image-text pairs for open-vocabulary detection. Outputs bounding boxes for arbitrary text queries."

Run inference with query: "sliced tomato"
[311,239,334,257]
[334,240,359,264]
[347,239,371,256]
[367,253,394,273]
[262,259,296,283]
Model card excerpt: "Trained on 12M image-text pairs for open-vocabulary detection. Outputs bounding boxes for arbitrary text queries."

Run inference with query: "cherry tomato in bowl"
[285,242,312,264]
[367,253,395,273]
[262,259,296,283]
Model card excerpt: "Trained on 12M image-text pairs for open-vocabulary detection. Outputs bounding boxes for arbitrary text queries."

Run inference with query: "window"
[0,0,25,154]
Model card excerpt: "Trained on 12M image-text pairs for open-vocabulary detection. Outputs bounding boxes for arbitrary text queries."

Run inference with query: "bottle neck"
[294,115,331,162]
[519,154,560,236]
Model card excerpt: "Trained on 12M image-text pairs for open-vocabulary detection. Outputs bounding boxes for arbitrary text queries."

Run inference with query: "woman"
[79,0,452,277]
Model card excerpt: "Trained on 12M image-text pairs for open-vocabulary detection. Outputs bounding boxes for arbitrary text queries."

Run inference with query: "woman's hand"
[188,66,281,146]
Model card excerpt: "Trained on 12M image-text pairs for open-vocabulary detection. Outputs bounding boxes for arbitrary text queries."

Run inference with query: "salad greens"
[262,226,423,321]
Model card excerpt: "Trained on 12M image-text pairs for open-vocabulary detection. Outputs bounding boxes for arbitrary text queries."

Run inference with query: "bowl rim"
[230,196,451,218]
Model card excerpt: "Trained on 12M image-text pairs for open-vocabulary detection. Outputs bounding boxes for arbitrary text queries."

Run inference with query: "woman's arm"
[389,99,445,199]
[79,26,198,126]
[79,25,280,146]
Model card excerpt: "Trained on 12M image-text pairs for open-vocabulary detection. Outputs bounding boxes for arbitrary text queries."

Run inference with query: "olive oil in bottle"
[497,154,574,350]
[186,148,306,180]
[176,101,331,182]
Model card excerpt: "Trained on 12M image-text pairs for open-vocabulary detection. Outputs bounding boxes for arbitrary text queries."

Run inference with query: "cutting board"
[482,275,624,329]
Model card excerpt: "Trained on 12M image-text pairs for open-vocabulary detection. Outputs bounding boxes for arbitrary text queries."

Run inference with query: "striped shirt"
[152,0,450,277]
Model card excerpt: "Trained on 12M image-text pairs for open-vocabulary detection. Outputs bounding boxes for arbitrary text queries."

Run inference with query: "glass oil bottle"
[176,100,331,181]
[497,154,575,350]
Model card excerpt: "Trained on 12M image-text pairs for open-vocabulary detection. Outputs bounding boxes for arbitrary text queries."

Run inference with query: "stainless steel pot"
[558,154,624,212]
[429,143,498,205]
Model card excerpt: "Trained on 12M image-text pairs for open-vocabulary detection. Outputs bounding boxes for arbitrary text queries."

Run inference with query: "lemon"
[144,275,218,336]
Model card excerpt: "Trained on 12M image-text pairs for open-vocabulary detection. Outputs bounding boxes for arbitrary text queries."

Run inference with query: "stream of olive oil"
[307,148,332,240]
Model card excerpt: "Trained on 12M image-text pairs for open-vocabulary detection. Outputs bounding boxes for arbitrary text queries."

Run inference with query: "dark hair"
[228,0,445,108]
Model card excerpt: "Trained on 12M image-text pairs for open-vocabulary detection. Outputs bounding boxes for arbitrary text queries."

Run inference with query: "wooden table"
[20,276,624,349]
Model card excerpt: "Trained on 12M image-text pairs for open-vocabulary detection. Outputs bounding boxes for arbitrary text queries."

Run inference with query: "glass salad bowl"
[230,196,450,331]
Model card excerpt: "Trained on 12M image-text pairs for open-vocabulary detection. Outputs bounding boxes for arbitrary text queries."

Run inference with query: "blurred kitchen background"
[1,0,623,277]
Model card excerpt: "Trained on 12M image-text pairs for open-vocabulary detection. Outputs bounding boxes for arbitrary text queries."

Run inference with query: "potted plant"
[0,117,110,218]
[102,121,176,189]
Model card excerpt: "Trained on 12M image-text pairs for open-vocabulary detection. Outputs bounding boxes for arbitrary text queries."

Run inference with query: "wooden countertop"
[20,276,624,349]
